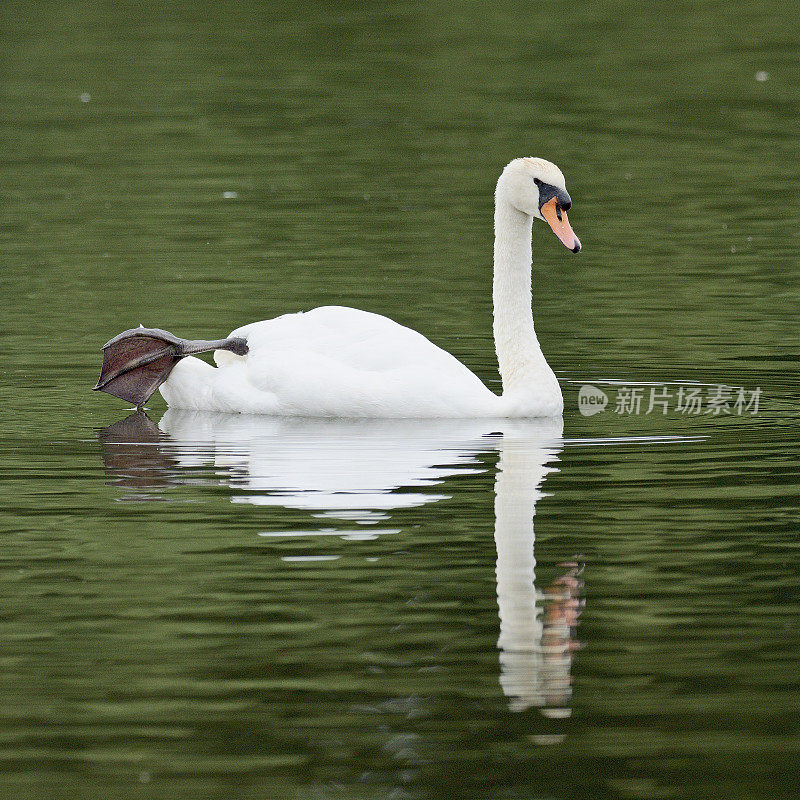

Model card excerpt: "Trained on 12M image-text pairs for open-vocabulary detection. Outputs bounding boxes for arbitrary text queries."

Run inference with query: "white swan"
[95,158,580,417]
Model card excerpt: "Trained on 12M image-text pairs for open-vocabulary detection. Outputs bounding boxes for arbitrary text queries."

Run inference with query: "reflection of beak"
[540,198,581,253]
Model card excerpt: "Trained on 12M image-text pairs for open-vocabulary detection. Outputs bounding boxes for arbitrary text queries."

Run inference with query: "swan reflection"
[494,431,583,715]
[160,410,491,522]
[98,411,582,718]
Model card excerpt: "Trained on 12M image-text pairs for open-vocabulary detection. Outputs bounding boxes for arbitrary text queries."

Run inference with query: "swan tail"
[93,327,248,408]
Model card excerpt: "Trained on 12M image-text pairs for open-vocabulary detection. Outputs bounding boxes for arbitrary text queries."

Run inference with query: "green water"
[1,1,799,798]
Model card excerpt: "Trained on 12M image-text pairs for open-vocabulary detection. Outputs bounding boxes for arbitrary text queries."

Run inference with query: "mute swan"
[94,158,580,417]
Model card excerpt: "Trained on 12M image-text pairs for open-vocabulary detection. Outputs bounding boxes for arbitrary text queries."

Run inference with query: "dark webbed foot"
[93,327,248,408]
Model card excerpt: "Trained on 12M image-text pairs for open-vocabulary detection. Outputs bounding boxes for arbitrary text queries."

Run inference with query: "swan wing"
[209,306,498,417]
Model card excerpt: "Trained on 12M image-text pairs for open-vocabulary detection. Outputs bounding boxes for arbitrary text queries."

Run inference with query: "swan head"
[497,157,581,253]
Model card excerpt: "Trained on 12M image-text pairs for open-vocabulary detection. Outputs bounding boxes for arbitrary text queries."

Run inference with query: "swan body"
[161,306,505,416]
[156,157,580,418]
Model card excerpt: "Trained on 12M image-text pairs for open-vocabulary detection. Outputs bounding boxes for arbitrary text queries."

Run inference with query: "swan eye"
[533,178,542,186]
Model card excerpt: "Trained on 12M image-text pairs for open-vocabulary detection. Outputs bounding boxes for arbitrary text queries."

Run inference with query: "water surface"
[1,1,798,798]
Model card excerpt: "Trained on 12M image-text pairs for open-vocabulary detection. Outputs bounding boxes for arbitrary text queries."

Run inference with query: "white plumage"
[162,306,499,416]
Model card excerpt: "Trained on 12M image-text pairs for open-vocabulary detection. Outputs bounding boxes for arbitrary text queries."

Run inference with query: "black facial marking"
[535,179,572,212]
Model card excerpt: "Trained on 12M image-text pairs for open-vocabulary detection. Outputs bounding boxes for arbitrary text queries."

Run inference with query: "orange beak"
[541,197,581,253]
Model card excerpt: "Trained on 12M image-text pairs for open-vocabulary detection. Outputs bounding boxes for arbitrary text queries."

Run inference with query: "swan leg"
[93,327,248,408]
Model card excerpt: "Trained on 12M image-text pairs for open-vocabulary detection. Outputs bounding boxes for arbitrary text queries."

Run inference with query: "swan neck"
[492,199,552,396]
